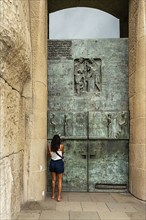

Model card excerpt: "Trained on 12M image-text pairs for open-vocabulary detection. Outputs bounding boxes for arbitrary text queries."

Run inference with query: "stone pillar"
[129,0,146,200]
[27,0,48,201]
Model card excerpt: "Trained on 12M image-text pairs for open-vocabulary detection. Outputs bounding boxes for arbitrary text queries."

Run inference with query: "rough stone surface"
[0,0,32,219]
[0,72,26,220]
[0,151,23,219]
[0,0,31,93]
[0,79,25,157]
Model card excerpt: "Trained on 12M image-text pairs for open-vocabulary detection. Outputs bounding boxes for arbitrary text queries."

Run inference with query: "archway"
[49,7,120,39]
[48,0,128,37]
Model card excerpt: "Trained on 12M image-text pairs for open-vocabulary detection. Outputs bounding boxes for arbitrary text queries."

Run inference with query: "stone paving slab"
[106,202,138,212]
[98,211,130,220]
[126,211,146,220]
[90,193,116,203]
[68,193,92,202]
[17,212,40,220]
[132,202,146,212]
[70,211,100,220]
[39,199,56,210]
[40,210,69,220]
[81,202,99,212]
[110,193,142,203]
[96,202,111,212]
[81,202,110,212]
[56,202,82,211]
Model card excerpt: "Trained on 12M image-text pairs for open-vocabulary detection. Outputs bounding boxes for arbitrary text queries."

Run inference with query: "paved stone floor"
[17,192,146,220]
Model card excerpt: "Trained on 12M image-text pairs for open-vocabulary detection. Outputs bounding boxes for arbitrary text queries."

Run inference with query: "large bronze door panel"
[48,140,88,192]
[48,39,129,192]
[88,140,129,192]
[63,140,87,191]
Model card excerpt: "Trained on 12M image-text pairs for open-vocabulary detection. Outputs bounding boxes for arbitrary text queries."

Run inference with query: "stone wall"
[0,0,48,217]
[129,0,146,200]
[0,0,31,219]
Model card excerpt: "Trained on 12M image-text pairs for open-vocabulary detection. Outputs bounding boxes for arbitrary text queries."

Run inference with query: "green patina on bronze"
[47,39,129,192]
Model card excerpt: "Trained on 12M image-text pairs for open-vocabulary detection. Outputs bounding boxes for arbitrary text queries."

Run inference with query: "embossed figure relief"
[115,112,129,138]
[49,112,88,138]
[105,112,129,139]
[106,113,112,138]
[64,114,73,137]
[74,112,87,137]
[105,113,118,138]
[74,58,102,95]
[89,111,129,139]
[50,113,59,136]
[49,113,71,138]
[49,111,129,139]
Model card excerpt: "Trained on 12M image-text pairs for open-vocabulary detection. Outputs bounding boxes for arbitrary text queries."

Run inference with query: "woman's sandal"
[51,195,55,199]
[57,197,62,202]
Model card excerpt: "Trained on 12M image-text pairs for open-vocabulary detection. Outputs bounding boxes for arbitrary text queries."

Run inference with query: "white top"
[51,150,63,161]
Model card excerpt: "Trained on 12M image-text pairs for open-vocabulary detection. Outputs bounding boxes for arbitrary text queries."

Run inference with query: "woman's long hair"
[51,135,61,152]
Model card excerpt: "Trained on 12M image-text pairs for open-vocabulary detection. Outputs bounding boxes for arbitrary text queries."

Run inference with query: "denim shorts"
[49,159,64,174]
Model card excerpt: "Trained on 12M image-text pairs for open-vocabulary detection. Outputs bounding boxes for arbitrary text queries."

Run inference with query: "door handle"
[90,154,96,159]
[81,154,87,159]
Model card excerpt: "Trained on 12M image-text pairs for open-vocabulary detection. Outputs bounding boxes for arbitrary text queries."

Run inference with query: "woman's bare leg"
[51,172,56,199]
[57,173,63,201]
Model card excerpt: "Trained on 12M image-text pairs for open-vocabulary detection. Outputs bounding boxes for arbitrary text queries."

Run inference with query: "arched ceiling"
[48,0,128,22]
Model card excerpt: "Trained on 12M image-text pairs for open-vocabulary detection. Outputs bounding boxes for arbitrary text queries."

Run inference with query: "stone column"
[27,0,48,200]
[129,0,146,200]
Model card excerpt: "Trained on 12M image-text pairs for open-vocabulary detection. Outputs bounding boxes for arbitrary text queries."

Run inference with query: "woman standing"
[48,135,64,201]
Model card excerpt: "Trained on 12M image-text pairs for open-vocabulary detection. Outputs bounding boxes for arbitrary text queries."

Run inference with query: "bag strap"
[56,151,64,159]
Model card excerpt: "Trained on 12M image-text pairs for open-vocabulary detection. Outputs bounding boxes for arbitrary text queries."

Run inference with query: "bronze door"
[88,140,128,192]
[62,140,88,192]
[47,39,129,192]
